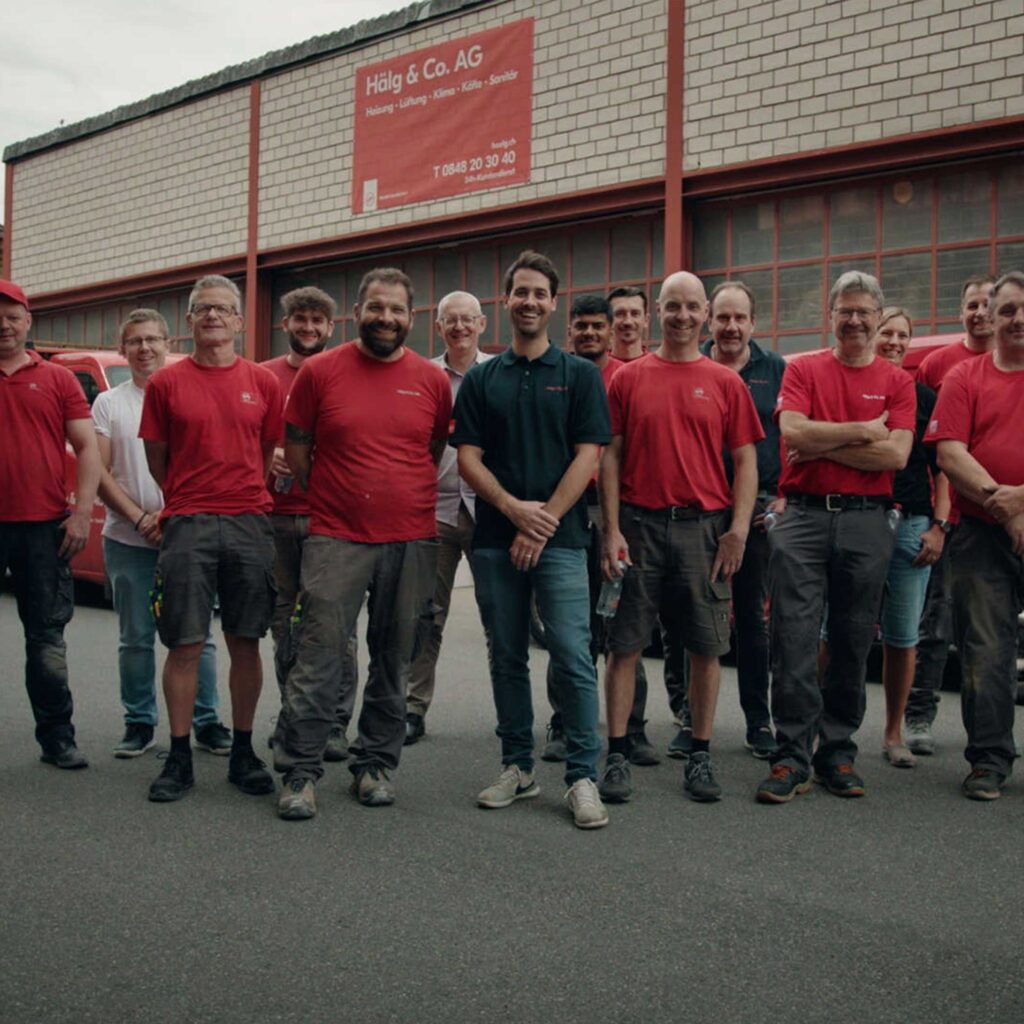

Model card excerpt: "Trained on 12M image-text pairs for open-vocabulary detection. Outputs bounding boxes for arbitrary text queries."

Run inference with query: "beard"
[288,333,328,357]
[359,322,406,358]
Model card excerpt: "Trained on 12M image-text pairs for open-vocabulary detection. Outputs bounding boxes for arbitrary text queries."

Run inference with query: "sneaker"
[684,750,722,802]
[541,723,567,762]
[565,777,609,829]
[477,764,540,808]
[148,752,194,802]
[227,749,275,795]
[755,763,812,804]
[113,723,156,759]
[194,722,232,756]
[40,739,89,770]
[278,774,317,819]
[962,768,1005,801]
[350,764,396,806]
[904,720,935,756]
[627,730,661,766]
[666,725,693,760]
[745,726,777,760]
[813,762,866,798]
[598,752,633,803]
[403,713,425,747]
[324,726,350,762]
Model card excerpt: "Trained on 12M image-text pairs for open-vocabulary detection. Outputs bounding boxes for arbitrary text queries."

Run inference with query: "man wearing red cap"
[0,279,100,768]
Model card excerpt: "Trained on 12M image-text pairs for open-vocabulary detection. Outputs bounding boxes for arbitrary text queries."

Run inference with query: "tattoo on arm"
[286,423,314,445]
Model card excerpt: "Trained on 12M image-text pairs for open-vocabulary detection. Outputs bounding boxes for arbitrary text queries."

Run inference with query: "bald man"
[599,271,763,804]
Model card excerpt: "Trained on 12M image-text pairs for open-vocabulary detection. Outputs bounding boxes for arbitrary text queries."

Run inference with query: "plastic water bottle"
[596,560,627,618]
[763,511,779,533]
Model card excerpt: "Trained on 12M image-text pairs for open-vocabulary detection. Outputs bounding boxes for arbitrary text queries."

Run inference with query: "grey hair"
[437,290,482,319]
[119,308,170,344]
[990,270,1024,303]
[829,271,883,311]
[188,275,242,313]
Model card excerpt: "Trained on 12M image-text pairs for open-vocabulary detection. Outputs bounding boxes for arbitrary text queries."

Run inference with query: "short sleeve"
[926,363,972,445]
[60,368,92,422]
[607,367,627,437]
[725,375,766,450]
[258,368,285,445]
[284,361,318,436]
[775,358,810,420]
[430,368,454,442]
[138,376,168,442]
[887,368,917,433]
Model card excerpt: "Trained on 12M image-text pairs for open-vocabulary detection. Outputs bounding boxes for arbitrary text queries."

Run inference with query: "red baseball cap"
[0,279,30,310]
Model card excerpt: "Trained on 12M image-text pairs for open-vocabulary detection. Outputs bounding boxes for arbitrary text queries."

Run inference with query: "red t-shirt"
[600,355,625,392]
[139,357,283,518]
[916,338,986,392]
[0,351,91,521]
[261,354,310,516]
[286,343,452,543]
[926,353,1024,523]
[776,350,917,497]
[608,354,765,511]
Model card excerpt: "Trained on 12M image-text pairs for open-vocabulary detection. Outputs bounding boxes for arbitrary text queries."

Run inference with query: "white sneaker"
[477,765,540,808]
[904,720,935,755]
[565,777,609,829]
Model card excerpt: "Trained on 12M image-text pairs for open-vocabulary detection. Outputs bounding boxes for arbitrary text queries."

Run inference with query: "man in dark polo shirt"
[452,251,611,830]
[929,269,1024,800]
[699,281,786,759]
[756,271,915,803]
[1,278,100,770]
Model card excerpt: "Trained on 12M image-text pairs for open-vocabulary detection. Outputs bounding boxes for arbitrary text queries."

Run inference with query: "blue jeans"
[103,537,219,727]
[880,514,932,648]
[472,546,601,785]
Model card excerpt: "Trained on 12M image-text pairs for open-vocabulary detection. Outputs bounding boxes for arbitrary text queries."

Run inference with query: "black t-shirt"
[893,381,937,515]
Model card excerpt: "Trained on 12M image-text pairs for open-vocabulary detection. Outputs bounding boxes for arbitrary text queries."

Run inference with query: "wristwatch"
[933,519,952,534]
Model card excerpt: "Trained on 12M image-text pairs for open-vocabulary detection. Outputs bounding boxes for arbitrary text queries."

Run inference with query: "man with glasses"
[0,278,99,770]
[93,310,228,758]
[403,291,492,745]
[140,275,283,802]
[756,271,915,803]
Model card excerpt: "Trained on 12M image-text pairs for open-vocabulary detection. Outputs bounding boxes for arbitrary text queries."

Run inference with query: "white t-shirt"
[92,380,164,548]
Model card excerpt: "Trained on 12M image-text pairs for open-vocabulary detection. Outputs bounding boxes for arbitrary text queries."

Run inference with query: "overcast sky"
[0,0,409,220]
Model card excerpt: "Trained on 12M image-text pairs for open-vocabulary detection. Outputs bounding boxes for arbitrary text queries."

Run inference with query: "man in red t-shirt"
[928,270,1024,800]
[0,278,100,770]
[904,275,995,755]
[139,275,284,803]
[756,271,915,804]
[600,271,763,804]
[274,268,451,820]
[262,287,357,764]
[608,286,650,363]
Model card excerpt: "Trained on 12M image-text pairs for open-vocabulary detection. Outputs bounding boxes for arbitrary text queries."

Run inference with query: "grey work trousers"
[950,517,1024,777]
[276,535,438,780]
[769,503,894,774]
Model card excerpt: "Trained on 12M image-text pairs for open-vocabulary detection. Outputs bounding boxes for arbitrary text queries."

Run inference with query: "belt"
[786,492,888,512]
[624,502,719,521]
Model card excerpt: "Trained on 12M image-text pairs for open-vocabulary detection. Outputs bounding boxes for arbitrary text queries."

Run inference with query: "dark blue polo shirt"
[700,337,785,495]
[450,343,610,549]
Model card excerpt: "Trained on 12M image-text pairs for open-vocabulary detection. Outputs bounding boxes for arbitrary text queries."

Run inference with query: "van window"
[106,366,132,389]
[73,372,102,407]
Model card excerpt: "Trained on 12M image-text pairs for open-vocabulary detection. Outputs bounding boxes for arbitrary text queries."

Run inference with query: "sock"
[170,734,191,757]
[608,735,629,757]
[231,728,253,754]
[691,738,710,754]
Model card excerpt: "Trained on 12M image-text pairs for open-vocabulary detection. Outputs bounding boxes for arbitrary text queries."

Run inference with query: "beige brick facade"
[258,0,666,249]
[684,0,1024,170]
[11,89,249,294]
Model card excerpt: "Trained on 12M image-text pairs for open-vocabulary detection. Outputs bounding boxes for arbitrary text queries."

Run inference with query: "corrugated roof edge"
[4,0,485,163]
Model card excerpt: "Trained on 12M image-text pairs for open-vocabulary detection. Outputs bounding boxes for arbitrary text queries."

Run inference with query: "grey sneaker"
[477,765,539,809]
[540,724,567,762]
[598,752,633,803]
[684,751,722,802]
[278,775,317,820]
[904,720,935,756]
[627,730,661,766]
[194,722,232,756]
[324,726,349,762]
[667,725,693,760]
[113,723,156,759]
[962,768,1005,801]
[350,765,396,806]
[565,778,609,829]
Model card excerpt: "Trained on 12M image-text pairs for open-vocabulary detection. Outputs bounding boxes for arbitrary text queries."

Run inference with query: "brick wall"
[258,0,667,248]
[11,90,250,294]
[684,0,1024,170]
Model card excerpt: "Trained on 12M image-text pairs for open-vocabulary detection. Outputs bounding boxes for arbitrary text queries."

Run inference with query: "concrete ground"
[1,589,1022,1024]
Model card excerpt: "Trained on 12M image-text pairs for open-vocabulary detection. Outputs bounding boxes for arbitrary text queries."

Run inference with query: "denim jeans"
[0,520,77,748]
[879,514,932,649]
[472,546,601,785]
[103,537,219,728]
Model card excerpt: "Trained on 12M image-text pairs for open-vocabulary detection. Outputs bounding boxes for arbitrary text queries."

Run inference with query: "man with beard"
[403,290,492,745]
[756,271,915,804]
[275,268,451,820]
[453,252,611,829]
[263,287,356,763]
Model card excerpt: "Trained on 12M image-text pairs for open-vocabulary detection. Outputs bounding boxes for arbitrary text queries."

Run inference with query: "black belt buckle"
[669,505,696,521]
[825,494,845,513]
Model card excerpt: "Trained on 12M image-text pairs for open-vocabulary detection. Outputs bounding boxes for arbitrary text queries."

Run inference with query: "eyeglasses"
[833,307,880,320]
[123,335,167,347]
[190,303,238,318]
[440,314,481,327]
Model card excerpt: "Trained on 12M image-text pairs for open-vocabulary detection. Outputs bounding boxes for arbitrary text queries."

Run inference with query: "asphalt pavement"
[1,589,1022,1024]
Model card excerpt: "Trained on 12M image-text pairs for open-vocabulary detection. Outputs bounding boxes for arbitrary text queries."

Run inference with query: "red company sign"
[352,19,534,214]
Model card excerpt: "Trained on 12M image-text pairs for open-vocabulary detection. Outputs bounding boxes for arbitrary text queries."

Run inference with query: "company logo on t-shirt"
[545,385,568,392]
[241,391,257,404]
[693,387,709,401]
[862,393,887,401]
[397,388,423,397]
[928,418,939,434]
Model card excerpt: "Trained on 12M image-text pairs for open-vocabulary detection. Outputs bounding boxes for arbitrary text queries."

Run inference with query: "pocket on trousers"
[45,560,75,629]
